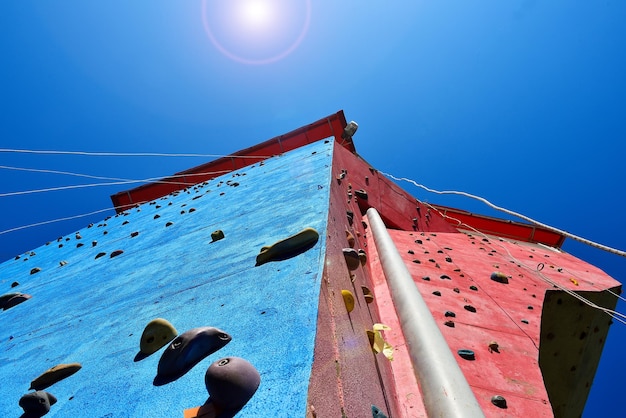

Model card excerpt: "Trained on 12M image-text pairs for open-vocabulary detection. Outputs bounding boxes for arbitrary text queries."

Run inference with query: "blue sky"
[1,1,624,415]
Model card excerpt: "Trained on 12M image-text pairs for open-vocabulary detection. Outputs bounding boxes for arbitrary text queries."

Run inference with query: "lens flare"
[202,0,311,65]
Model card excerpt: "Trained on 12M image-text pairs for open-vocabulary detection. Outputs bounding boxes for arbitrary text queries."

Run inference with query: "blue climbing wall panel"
[0,139,334,417]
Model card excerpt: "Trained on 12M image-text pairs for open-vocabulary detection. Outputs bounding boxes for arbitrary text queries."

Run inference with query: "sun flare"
[202,0,311,65]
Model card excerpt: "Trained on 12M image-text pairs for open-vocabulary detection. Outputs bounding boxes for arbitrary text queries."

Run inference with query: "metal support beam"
[367,208,485,418]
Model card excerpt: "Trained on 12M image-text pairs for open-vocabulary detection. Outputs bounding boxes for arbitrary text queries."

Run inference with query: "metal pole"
[367,208,485,418]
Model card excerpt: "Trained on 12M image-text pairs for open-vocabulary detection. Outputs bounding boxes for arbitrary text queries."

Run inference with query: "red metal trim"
[431,204,566,248]
[110,110,351,212]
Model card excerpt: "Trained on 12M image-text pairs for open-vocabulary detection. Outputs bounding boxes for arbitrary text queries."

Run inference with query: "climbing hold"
[488,341,500,353]
[95,252,106,259]
[453,287,460,293]
[444,321,455,327]
[346,211,354,225]
[422,276,430,281]
[371,405,389,418]
[30,267,41,275]
[415,239,422,244]
[469,285,478,291]
[210,230,225,242]
[11,281,19,287]
[440,275,451,280]
[165,221,173,227]
[154,214,160,219]
[2,293,31,310]
[521,319,529,324]
[135,318,178,361]
[342,248,361,271]
[361,286,374,303]
[457,349,475,360]
[444,311,456,318]
[345,230,355,248]
[355,189,368,200]
[491,395,507,408]
[110,250,124,258]
[30,363,82,390]
[19,391,57,416]
[341,290,355,313]
[445,257,452,262]
[205,357,260,414]
[490,272,509,284]
[154,327,232,386]
[464,305,477,313]
[358,249,367,266]
[432,291,442,297]
[255,228,319,266]
[130,231,139,238]
[76,243,84,248]
[92,241,97,247]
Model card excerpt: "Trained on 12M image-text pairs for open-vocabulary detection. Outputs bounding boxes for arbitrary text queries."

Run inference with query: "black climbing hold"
[59,261,68,266]
[95,252,106,259]
[154,214,160,219]
[490,272,509,284]
[464,305,476,313]
[76,243,84,248]
[453,288,460,293]
[165,221,173,227]
[346,211,354,225]
[445,311,456,317]
[122,220,129,225]
[1,292,22,309]
[469,285,478,291]
[407,250,414,255]
[521,319,529,324]
[440,275,451,280]
[19,391,57,416]
[2,293,31,310]
[457,349,475,360]
[415,239,422,244]
[412,259,421,264]
[343,248,361,271]
[92,241,98,247]
[11,281,19,288]
[110,250,124,258]
[422,276,430,281]
[355,189,368,200]
[154,327,232,386]
[30,267,41,275]
[444,320,455,327]
[130,231,139,238]
[210,230,225,243]
[432,291,441,296]
[205,357,260,414]
[491,395,507,408]
[189,208,196,213]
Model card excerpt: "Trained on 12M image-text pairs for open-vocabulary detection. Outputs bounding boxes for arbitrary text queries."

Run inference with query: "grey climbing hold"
[491,395,507,408]
[457,349,475,360]
[205,357,260,413]
[19,391,57,416]
[154,327,232,386]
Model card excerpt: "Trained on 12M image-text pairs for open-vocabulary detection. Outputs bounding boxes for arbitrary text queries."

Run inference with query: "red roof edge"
[110,110,351,212]
[431,204,567,248]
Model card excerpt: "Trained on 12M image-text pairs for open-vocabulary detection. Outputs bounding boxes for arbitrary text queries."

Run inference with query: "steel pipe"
[367,208,485,418]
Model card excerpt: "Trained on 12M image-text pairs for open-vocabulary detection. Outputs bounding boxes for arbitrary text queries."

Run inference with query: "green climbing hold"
[255,228,319,266]
[211,230,225,242]
[136,318,178,361]
[29,363,82,390]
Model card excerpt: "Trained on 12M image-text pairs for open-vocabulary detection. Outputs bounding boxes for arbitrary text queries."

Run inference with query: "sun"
[202,0,311,65]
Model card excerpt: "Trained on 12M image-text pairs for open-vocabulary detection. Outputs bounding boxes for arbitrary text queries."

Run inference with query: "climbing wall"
[366,226,620,417]
[0,138,335,417]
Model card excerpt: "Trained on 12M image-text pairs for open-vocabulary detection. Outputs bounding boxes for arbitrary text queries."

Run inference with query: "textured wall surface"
[0,139,334,417]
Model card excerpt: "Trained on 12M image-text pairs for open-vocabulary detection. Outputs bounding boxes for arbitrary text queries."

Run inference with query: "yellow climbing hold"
[255,228,319,266]
[139,318,178,356]
[29,363,82,390]
[341,290,355,313]
[570,278,579,286]
[367,324,394,361]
